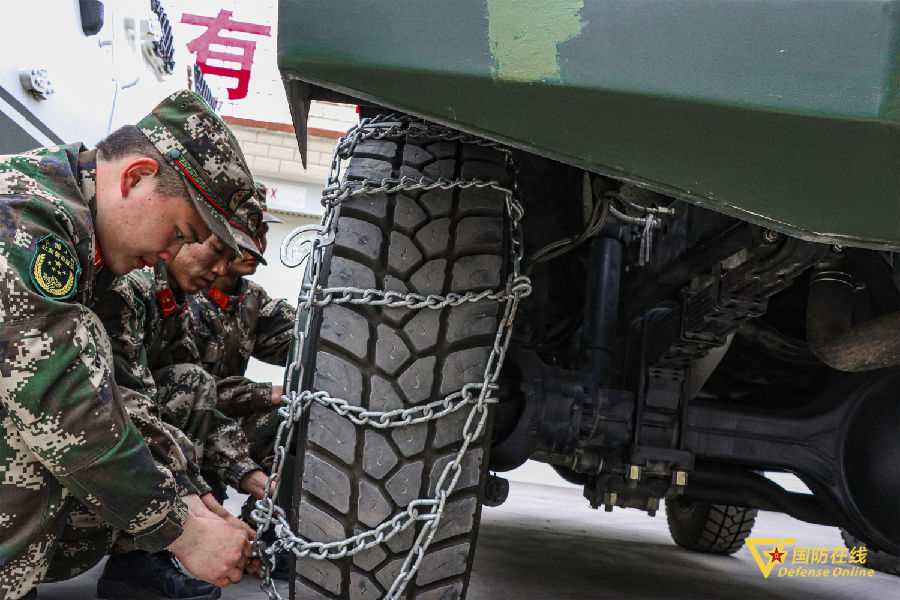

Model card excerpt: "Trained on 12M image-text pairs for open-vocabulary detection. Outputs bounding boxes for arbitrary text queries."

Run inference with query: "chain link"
[253,115,530,599]
[296,276,531,309]
[293,382,499,429]
[321,176,524,222]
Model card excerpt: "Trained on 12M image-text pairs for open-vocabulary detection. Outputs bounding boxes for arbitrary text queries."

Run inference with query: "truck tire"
[292,130,511,599]
[841,529,900,575]
[665,497,757,555]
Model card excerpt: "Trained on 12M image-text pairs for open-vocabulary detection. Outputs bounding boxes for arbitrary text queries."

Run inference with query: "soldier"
[189,184,295,579]
[0,90,258,599]
[142,199,272,497]
[94,203,270,599]
[191,183,295,472]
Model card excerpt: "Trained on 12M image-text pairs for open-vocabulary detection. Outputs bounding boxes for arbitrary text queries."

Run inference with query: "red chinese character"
[181,10,271,100]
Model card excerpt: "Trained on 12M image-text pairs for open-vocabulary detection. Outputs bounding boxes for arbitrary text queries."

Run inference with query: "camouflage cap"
[254,181,282,224]
[230,194,267,265]
[137,90,255,256]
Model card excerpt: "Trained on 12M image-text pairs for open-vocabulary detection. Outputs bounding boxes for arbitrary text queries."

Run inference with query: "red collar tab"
[156,288,178,317]
[93,238,104,268]
[208,286,229,309]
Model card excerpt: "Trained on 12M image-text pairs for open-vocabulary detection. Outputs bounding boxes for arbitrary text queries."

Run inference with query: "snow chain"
[251,114,532,599]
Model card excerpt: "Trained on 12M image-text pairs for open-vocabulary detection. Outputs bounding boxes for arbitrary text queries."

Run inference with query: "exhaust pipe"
[806,267,900,371]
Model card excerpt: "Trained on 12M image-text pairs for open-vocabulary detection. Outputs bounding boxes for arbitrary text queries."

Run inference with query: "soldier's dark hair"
[96,125,189,200]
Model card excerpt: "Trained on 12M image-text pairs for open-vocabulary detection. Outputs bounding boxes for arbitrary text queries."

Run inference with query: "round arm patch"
[30,234,81,299]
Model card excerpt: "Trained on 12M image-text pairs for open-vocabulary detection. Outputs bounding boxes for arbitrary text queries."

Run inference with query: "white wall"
[243,212,319,387]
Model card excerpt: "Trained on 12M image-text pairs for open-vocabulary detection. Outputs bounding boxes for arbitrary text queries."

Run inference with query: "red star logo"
[767,547,786,564]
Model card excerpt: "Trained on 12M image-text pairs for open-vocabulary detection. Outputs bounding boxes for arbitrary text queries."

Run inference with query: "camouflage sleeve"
[119,388,200,496]
[188,294,221,375]
[188,470,213,496]
[153,364,260,490]
[215,375,273,417]
[203,408,261,489]
[93,275,201,495]
[154,304,201,368]
[166,421,212,496]
[0,205,185,550]
[250,283,295,367]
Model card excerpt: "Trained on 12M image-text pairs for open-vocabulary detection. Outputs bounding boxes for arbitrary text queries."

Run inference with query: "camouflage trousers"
[153,364,259,491]
[236,409,290,524]
[0,500,117,599]
[237,409,280,472]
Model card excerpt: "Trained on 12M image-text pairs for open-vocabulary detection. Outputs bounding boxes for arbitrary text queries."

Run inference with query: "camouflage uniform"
[193,279,294,380]
[96,262,263,494]
[191,279,295,469]
[153,364,260,489]
[0,146,186,598]
[96,88,267,499]
[92,265,209,498]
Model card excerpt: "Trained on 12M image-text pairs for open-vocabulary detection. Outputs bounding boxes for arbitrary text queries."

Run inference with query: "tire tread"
[666,497,757,555]
[295,131,509,598]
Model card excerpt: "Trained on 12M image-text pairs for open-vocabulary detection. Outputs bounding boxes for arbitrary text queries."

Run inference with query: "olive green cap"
[230,196,267,265]
[254,181,282,224]
[137,90,255,256]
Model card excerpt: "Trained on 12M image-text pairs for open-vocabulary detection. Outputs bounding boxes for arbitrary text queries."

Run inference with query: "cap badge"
[229,188,252,213]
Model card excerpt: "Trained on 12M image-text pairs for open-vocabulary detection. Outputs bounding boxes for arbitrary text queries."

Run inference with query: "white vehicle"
[0,0,213,154]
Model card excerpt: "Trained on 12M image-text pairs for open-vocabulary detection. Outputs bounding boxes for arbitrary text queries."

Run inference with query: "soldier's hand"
[271,384,284,407]
[245,556,262,578]
[239,469,271,500]
[195,494,263,577]
[168,511,252,587]
[200,492,256,541]
[181,493,217,518]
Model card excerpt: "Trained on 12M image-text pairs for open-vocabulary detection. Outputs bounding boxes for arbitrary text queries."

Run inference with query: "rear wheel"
[841,529,900,575]
[665,497,757,555]
[293,126,513,599]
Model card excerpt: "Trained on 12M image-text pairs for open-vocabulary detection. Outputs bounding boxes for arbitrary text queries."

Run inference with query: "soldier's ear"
[120,158,160,198]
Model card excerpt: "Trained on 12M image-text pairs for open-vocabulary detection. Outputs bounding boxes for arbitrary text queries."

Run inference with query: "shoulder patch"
[30,235,80,299]
[156,288,178,317]
[208,286,228,309]
[93,238,104,268]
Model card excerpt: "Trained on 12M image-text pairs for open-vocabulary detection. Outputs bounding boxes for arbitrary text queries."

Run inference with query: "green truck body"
[278,0,900,249]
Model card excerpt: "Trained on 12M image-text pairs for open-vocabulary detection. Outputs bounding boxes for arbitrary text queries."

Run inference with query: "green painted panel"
[279,0,900,249]
[487,0,587,83]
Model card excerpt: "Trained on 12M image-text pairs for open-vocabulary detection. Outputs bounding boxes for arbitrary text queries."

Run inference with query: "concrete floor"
[38,481,895,600]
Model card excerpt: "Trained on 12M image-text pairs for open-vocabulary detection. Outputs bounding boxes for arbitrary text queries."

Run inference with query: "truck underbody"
[273,6,900,590]
[491,151,898,557]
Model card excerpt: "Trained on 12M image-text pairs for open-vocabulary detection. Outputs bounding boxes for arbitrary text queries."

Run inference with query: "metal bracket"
[280,224,333,268]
